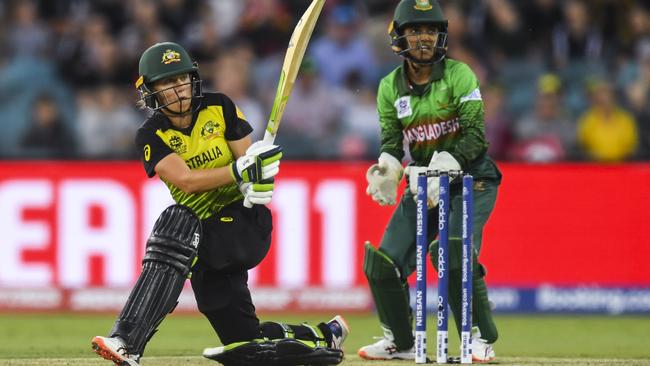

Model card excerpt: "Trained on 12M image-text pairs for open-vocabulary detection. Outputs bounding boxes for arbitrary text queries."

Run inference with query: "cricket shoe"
[326,315,350,350]
[357,328,414,360]
[470,327,496,363]
[92,336,140,366]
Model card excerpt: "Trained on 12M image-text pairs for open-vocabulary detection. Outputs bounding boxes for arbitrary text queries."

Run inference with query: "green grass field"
[1,313,649,365]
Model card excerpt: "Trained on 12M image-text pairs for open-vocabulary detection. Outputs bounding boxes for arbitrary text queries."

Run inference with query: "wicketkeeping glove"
[366,152,404,206]
[231,142,282,184]
[405,151,461,208]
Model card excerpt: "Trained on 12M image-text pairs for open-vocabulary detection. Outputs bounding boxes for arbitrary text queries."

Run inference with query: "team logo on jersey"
[143,144,151,162]
[161,49,181,64]
[474,181,487,192]
[235,106,247,120]
[200,120,221,140]
[395,96,413,119]
[414,0,433,11]
[169,135,187,154]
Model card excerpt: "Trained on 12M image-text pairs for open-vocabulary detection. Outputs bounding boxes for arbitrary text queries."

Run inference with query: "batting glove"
[231,143,282,184]
[245,179,275,205]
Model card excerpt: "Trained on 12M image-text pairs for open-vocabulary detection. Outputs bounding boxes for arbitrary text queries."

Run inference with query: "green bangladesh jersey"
[377,59,501,181]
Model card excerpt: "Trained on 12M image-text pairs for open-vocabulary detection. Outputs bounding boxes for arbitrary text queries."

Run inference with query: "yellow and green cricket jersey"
[377,59,500,180]
[135,93,253,219]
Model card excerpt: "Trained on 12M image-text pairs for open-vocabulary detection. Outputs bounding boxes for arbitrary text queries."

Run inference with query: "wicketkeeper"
[361,0,501,362]
[91,42,349,366]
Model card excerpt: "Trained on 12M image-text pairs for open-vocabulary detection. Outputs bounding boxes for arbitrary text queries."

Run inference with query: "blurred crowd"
[0,0,649,162]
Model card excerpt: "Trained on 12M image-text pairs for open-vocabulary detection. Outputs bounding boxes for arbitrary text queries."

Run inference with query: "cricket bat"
[244,0,325,208]
[262,0,325,144]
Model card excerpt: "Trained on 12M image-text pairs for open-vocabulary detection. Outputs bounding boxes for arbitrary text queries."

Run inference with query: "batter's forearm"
[156,153,234,194]
[174,167,235,194]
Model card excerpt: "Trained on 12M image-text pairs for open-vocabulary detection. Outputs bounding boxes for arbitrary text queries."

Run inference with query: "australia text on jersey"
[403,117,460,144]
[185,146,224,169]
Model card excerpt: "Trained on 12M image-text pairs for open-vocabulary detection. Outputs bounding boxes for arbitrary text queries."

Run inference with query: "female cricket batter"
[91,42,348,366]
[362,0,501,362]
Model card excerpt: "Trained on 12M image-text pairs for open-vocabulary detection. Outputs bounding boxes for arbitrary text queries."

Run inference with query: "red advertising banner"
[483,163,650,286]
[0,161,649,294]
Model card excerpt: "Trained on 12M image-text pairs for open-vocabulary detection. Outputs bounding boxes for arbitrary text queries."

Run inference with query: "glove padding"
[405,151,461,208]
[231,142,282,184]
[366,152,403,206]
[244,179,274,205]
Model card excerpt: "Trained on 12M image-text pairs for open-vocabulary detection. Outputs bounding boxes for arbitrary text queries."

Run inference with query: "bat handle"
[243,132,274,209]
[263,129,276,145]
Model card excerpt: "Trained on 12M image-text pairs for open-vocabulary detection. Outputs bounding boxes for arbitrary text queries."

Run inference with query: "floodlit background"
[0,0,649,364]
[1,0,649,161]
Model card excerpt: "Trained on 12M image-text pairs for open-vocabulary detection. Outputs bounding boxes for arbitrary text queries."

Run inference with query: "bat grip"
[263,129,276,145]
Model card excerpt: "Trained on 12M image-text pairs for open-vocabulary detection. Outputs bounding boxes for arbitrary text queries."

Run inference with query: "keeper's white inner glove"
[365,152,404,206]
[405,151,461,208]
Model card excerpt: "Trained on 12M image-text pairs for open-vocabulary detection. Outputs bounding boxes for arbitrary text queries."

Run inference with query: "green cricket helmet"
[388,0,448,64]
[135,42,202,111]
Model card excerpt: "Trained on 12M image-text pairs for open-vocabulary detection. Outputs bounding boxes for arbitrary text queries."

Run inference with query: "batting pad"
[108,204,202,354]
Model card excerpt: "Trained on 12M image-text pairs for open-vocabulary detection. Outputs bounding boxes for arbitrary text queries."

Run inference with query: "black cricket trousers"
[190,200,272,344]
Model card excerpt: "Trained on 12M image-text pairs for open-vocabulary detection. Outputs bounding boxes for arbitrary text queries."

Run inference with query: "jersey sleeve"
[135,127,174,178]
[218,94,254,141]
[377,77,404,161]
[449,63,489,168]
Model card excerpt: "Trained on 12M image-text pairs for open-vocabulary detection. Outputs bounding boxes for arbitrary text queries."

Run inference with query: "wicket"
[415,171,474,364]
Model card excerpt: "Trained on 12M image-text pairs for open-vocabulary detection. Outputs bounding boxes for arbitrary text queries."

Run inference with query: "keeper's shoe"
[357,337,415,360]
[470,327,496,363]
[91,336,140,366]
[326,315,350,350]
